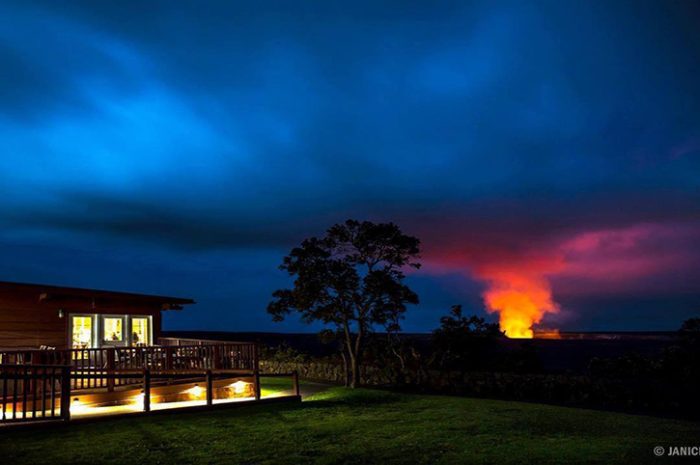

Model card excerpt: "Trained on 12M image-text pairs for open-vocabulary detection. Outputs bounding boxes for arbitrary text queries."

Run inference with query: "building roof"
[0,280,195,310]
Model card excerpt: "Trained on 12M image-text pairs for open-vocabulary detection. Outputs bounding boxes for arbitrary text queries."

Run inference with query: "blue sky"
[1,1,699,333]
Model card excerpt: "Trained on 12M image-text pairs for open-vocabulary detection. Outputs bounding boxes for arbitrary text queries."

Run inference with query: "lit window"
[131,317,150,346]
[103,317,124,342]
[72,316,93,349]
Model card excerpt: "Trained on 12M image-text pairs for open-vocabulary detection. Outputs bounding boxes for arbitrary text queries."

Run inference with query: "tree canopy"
[268,219,421,387]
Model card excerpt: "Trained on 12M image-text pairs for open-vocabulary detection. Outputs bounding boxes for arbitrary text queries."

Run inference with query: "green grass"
[1,387,698,465]
[260,376,295,397]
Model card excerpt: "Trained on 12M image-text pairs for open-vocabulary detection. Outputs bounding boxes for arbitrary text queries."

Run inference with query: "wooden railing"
[1,365,299,425]
[0,343,258,391]
[157,337,250,346]
[0,364,71,422]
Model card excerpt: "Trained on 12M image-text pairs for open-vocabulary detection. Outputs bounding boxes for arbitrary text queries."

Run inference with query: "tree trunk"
[349,352,360,388]
[340,349,350,387]
[344,339,359,388]
[342,322,357,388]
[341,341,363,388]
[342,321,364,388]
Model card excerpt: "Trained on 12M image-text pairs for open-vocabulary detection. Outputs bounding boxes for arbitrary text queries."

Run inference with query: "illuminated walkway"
[1,390,296,423]
[0,382,329,424]
[70,382,330,419]
[70,394,265,419]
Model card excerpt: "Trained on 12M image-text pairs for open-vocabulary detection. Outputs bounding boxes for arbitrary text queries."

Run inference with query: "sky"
[0,0,699,333]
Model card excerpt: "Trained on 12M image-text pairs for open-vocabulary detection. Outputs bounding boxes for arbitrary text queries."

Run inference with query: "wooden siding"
[0,291,163,350]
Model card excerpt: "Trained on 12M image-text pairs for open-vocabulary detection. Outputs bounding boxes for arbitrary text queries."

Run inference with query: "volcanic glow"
[421,221,699,339]
[478,270,559,338]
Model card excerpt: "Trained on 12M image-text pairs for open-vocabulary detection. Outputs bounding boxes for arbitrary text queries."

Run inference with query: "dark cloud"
[0,0,699,331]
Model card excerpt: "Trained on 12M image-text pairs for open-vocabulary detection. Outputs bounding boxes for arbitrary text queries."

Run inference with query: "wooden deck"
[0,340,298,425]
[0,340,257,389]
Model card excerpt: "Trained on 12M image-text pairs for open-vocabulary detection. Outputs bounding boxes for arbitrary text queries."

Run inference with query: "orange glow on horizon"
[533,329,562,339]
[480,270,560,339]
[423,222,694,340]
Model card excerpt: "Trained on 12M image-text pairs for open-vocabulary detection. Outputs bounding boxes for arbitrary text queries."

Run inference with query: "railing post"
[254,371,261,401]
[206,370,213,406]
[143,368,151,412]
[212,345,220,370]
[253,343,261,400]
[107,348,115,392]
[60,366,71,422]
[165,347,173,371]
[293,370,300,397]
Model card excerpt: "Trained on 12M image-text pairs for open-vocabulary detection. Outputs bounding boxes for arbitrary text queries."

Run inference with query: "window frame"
[68,313,154,348]
[69,314,96,350]
[100,314,128,345]
[129,316,152,346]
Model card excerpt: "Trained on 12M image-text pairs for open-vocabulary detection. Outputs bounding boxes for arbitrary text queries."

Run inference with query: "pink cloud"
[553,222,700,296]
[419,220,700,335]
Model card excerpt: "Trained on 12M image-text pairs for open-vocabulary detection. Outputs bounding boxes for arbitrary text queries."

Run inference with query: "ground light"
[185,384,205,399]
[67,380,253,418]
[132,390,145,406]
[71,397,89,414]
[229,380,249,394]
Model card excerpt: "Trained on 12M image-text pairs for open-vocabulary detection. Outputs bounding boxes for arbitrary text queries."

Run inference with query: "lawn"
[1,386,698,465]
[260,375,297,397]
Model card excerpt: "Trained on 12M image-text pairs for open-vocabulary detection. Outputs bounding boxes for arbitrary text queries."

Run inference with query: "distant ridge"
[164,329,679,341]
[533,330,677,341]
[162,329,680,346]
[162,329,679,373]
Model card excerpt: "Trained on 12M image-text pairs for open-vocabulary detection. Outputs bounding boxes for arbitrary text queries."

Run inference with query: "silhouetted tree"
[267,220,421,388]
[318,329,351,386]
[661,317,700,384]
[679,317,700,344]
[432,305,503,371]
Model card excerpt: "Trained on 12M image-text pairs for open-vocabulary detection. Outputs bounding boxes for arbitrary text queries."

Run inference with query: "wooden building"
[0,282,302,427]
[0,281,194,350]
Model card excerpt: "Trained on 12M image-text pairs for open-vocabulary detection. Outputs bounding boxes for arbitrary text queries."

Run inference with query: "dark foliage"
[431,305,503,371]
[585,317,700,417]
[260,316,700,418]
[267,219,421,387]
[259,342,310,364]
